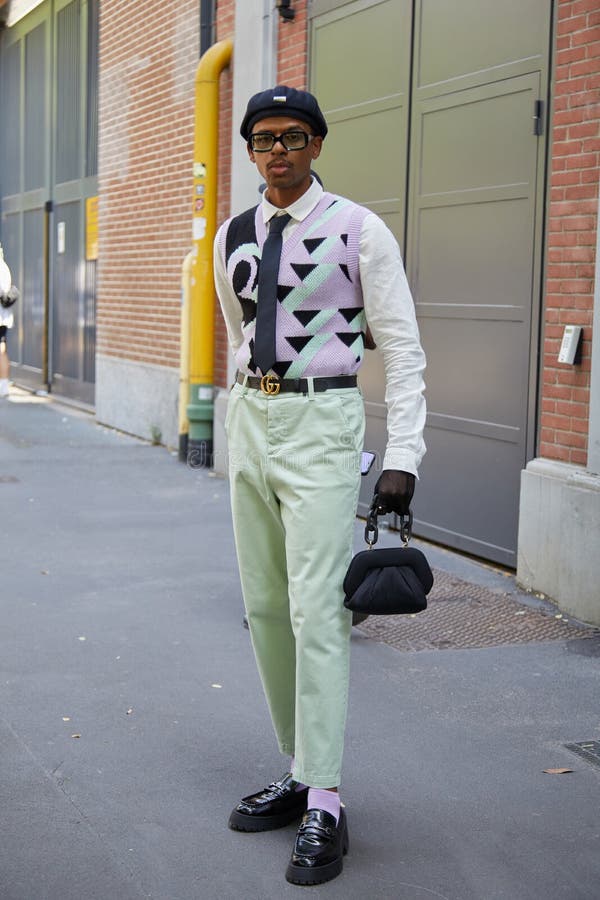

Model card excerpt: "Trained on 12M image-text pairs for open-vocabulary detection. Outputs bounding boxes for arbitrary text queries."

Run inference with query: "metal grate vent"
[357,568,599,651]
[56,0,81,185]
[24,22,47,191]
[1,41,22,196]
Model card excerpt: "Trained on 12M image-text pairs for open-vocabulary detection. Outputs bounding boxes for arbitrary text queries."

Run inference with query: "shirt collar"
[261,177,323,225]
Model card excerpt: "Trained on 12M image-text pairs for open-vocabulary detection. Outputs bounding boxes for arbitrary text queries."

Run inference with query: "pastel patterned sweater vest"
[219,192,370,378]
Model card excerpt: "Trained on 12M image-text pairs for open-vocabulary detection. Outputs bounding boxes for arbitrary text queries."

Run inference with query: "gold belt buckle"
[260,373,281,396]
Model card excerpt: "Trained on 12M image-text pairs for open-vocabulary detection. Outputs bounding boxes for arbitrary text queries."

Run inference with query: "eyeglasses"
[249,130,314,152]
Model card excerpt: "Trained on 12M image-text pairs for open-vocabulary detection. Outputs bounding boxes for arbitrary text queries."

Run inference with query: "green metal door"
[0,4,51,384]
[0,0,98,403]
[309,0,551,566]
[406,1,550,566]
[51,0,98,402]
[309,0,414,514]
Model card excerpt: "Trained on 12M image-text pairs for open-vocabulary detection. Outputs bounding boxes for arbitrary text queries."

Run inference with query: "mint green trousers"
[225,381,365,788]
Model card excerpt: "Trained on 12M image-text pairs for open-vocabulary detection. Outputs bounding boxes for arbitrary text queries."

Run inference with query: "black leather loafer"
[228,773,308,832]
[285,808,349,885]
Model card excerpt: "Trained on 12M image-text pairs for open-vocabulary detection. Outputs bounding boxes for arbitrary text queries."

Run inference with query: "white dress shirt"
[214,179,426,475]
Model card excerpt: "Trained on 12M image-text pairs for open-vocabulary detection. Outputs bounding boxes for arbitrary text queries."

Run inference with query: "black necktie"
[254,213,291,374]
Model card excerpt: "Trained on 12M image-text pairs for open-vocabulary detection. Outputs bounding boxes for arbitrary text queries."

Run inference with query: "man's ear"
[311,136,324,161]
[247,143,256,163]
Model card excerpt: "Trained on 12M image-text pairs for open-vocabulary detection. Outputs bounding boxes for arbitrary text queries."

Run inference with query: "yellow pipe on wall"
[185,38,233,466]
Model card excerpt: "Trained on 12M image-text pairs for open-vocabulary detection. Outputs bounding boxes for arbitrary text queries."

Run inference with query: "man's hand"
[374,469,415,516]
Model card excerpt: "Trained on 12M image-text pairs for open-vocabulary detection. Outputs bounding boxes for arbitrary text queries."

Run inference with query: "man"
[213,85,426,885]
[0,245,18,399]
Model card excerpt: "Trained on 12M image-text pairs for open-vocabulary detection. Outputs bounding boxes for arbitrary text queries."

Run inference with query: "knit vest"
[218,192,370,378]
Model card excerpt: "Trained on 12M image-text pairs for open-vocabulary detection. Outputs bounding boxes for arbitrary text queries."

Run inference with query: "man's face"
[247,116,323,201]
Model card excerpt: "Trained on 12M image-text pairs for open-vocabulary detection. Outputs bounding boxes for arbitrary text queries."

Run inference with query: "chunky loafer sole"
[228,774,308,832]
[229,804,305,832]
[285,848,347,886]
[285,809,349,885]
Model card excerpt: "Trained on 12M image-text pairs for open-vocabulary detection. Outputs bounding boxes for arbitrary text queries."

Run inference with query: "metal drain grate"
[564,741,600,770]
[357,568,599,652]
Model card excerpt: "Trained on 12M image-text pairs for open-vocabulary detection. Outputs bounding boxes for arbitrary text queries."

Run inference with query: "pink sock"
[307,787,341,824]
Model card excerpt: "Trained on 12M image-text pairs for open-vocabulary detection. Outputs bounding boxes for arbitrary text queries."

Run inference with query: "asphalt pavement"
[1,388,599,900]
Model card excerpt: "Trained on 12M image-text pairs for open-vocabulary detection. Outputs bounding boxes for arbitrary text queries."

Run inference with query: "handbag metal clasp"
[365,495,413,547]
[364,495,380,548]
[399,510,413,546]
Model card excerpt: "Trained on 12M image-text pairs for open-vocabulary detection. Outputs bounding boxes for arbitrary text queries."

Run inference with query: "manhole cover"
[564,741,600,770]
[0,475,19,483]
[357,568,599,651]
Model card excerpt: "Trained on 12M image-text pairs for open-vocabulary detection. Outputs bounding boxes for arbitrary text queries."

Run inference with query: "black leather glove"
[374,469,415,516]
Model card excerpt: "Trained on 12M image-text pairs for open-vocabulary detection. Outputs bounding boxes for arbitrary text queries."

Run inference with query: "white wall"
[96,355,179,448]
[213,0,277,474]
[517,459,600,625]
[516,180,600,626]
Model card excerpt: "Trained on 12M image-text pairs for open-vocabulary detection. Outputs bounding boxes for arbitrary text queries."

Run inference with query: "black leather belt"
[236,372,357,396]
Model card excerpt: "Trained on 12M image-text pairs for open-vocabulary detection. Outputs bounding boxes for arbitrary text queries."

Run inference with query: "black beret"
[240,85,328,141]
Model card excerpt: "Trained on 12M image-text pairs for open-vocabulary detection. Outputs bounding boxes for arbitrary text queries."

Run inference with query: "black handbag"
[344,496,433,616]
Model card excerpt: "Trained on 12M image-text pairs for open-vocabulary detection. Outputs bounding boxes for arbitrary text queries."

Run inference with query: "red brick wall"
[97,0,199,367]
[277,0,308,88]
[541,0,600,466]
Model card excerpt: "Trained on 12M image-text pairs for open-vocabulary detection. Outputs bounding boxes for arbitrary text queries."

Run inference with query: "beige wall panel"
[417,199,532,310]
[312,0,409,110]
[420,85,539,195]
[417,0,549,88]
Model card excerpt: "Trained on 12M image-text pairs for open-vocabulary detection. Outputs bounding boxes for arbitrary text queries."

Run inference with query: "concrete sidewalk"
[1,389,599,900]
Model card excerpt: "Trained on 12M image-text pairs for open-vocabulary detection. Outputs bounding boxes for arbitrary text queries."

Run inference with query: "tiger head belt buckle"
[260,373,281,396]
